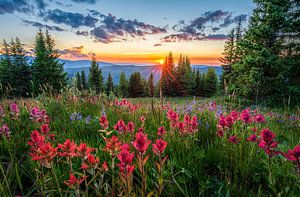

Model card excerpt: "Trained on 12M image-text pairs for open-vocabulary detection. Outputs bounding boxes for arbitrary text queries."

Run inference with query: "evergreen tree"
[148,72,155,97]
[106,72,114,95]
[88,56,102,93]
[194,70,201,96]
[81,70,87,90]
[128,72,144,97]
[183,55,193,95]
[118,72,128,97]
[0,40,12,95]
[204,68,217,97]
[161,52,176,96]
[76,72,82,91]
[32,29,66,94]
[230,0,298,103]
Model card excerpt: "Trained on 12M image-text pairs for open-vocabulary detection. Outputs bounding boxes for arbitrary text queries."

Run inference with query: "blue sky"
[0,0,254,65]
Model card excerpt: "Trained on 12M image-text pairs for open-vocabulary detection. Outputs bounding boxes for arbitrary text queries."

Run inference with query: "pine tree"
[161,52,176,96]
[32,29,66,94]
[204,68,217,97]
[128,72,144,97]
[0,40,12,95]
[230,0,296,103]
[194,70,201,96]
[148,73,154,97]
[118,72,128,97]
[76,72,82,91]
[183,55,193,95]
[81,70,87,90]
[88,56,101,93]
[106,72,114,95]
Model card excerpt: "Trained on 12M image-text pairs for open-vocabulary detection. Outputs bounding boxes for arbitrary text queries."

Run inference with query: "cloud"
[220,14,247,27]
[22,20,64,31]
[59,46,94,59]
[35,0,47,10]
[160,33,227,43]
[205,34,227,40]
[0,0,31,15]
[154,43,162,47]
[76,30,89,36]
[90,13,167,43]
[71,0,97,4]
[44,9,98,28]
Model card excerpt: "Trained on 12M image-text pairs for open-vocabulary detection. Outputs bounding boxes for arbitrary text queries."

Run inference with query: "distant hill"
[0,55,222,83]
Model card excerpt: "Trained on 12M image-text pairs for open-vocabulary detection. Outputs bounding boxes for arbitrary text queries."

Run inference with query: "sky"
[0,0,254,65]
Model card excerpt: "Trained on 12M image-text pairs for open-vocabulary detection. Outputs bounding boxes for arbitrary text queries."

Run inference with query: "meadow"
[0,91,299,197]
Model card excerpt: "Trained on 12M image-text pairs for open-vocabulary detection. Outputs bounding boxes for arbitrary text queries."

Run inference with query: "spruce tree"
[76,72,82,91]
[32,29,66,94]
[148,72,154,97]
[128,72,144,97]
[88,56,102,93]
[204,68,217,97]
[106,72,113,95]
[118,72,128,97]
[81,70,87,90]
[0,40,12,95]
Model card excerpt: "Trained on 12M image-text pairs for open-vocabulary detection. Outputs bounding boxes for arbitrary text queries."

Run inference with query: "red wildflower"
[247,134,258,142]
[28,130,45,150]
[30,142,58,168]
[138,127,144,133]
[40,124,50,134]
[228,136,239,144]
[230,111,239,120]
[258,129,279,156]
[216,129,224,137]
[0,124,11,139]
[10,103,19,114]
[157,126,167,136]
[140,116,146,123]
[81,154,99,169]
[114,119,127,133]
[225,115,234,128]
[255,114,265,123]
[167,109,179,123]
[103,135,122,156]
[240,109,251,124]
[77,143,95,159]
[102,161,109,172]
[190,116,198,130]
[132,132,151,154]
[58,139,78,157]
[152,139,167,156]
[184,114,190,124]
[117,146,135,176]
[99,115,109,129]
[127,121,135,133]
[219,115,226,128]
[64,173,87,188]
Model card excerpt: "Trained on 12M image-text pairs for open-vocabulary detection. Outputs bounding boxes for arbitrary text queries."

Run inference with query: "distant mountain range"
[0,55,222,83]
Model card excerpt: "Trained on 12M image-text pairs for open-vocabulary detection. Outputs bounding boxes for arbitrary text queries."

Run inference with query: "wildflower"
[132,132,151,154]
[177,122,185,133]
[114,119,127,133]
[140,116,146,123]
[228,136,239,144]
[127,121,135,133]
[157,126,167,136]
[184,114,190,124]
[258,129,279,156]
[0,124,10,139]
[167,109,179,123]
[10,103,19,114]
[284,145,300,174]
[247,134,258,142]
[103,135,122,156]
[216,129,224,137]
[138,127,144,133]
[102,161,109,172]
[58,139,78,157]
[117,145,135,175]
[255,114,265,123]
[77,143,95,159]
[190,116,198,130]
[99,115,109,129]
[218,115,226,128]
[225,115,234,128]
[0,106,5,118]
[30,142,58,168]
[240,109,251,124]
[28,130,45,150]
[85,116,92,124]
[81,154,99,169]
[40,124,50,134]
[64,173,87,188]
[152,139,167,156]
[230,111,239,120]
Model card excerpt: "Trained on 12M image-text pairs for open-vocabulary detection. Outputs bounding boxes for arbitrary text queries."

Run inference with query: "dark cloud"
[220,14,247,27]
[160,33,226,43]
[205,34,227,40]
[212,27,221,32]
[0,0,31,15]
[59,46,94,58]
[154,43,162,47]
[22,20,64,31]
[35,0,47,10]
[90,13,167,43]
[76,30,89,36]
[71,0,97,4]
[44,9,98,28]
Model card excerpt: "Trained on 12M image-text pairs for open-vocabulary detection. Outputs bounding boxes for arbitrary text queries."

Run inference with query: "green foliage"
[204,68,218,97]
[118,72,128,97]
[148,73,155,97]
[88,57,103,93]
[81,70,87,90]
[32,30,67,95]
[106,72,114,95]
[128,72,145,97]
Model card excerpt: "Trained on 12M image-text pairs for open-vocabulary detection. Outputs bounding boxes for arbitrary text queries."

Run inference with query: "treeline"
[0,30,67,97]
[220,0,300,104]
[73,53,218,98]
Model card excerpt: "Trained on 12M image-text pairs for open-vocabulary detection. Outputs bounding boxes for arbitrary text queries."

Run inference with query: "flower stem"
[50,165,62,197]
